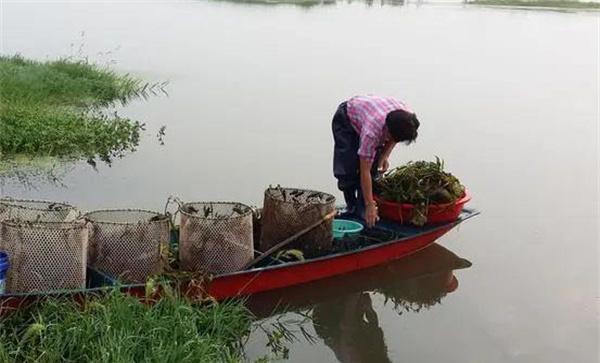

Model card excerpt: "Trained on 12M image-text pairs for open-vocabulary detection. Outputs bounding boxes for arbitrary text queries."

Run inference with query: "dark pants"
[332,102,381,215]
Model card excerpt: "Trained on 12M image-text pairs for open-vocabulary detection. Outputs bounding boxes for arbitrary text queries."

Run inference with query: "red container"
[375,190,471,225]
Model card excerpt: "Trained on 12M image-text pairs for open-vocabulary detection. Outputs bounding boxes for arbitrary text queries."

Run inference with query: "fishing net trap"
[0,198,85,293]
[84,209,170,283]
[259,187,335,257]
[0,198,80,223]
[178,202,253,275]
[0,220,88,293]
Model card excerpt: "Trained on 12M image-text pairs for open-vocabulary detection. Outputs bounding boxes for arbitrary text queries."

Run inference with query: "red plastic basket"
[375,190,471,225]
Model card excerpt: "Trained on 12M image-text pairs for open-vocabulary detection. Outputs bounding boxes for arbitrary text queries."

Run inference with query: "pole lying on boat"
[243,210,337,270]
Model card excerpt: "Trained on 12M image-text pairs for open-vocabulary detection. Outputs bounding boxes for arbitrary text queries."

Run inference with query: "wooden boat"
[246,242,473,319]
[207,208,478,299]
[0,208,478,313]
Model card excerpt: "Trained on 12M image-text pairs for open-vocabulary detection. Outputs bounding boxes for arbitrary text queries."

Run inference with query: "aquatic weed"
[375,157,465,225]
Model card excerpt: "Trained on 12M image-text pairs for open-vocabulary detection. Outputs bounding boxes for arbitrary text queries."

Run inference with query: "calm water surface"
[2,1,598,362]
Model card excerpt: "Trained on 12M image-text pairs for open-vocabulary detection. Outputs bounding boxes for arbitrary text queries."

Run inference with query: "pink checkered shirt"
[346,95,411,162]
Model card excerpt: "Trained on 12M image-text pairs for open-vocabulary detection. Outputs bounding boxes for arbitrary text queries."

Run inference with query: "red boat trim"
[204,209,479,299]
[215,208,479,277]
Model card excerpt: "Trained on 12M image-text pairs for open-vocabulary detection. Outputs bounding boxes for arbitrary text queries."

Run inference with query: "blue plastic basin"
[333,219,363,239]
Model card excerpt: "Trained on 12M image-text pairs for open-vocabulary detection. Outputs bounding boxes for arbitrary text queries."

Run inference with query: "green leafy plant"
[375,157,465,225]
[0,54,166,163]
[0,289,251,362]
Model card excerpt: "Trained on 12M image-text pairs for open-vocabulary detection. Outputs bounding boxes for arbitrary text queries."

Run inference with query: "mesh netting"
[179,202,253,275]
[0,198,82,280]
[0,198,80,223]
[84,210,170,283]
[259,187,335,257]
[0,220,88,293]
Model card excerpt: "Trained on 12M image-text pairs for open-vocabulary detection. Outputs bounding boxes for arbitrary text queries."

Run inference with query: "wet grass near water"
[0,55,165,164]
[0,290,251,363]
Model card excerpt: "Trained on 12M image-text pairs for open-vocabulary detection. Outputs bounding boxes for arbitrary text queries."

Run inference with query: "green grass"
[467,0,600,9]
[0,104,142,160]
[0,55,164,161]
[0,55,146,107]
[0,290,252,363]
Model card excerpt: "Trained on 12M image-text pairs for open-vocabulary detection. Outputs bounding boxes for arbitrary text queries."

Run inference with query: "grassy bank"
[0,290,252,362]
[467,0,600,9]
[0,55,164,161]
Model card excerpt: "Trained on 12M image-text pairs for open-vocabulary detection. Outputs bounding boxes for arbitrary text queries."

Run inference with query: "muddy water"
[1,1,598,362]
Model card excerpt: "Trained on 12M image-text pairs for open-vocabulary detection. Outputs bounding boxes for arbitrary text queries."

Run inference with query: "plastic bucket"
[0,251,9,295]
[333,219,364,239]
[375,190,471,225]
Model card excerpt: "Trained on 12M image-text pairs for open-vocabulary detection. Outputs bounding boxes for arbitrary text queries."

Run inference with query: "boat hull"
[207,225,452,299]
[0,209,478,313]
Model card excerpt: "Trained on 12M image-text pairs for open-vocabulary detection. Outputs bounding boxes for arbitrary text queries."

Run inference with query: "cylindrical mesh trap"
[0,198,80,223]
[259,187,335,257]
[84,210,170,283]
[179,202,253,275]
[0,220,88,293]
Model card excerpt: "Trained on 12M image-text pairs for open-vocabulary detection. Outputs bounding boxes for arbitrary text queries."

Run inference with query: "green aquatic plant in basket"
[375,157,466,226]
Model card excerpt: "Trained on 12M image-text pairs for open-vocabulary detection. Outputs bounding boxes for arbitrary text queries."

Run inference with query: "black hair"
[385,110,420,144]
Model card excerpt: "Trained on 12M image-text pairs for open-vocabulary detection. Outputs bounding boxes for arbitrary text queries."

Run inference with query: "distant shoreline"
[466,0,600,10]
[220,0,600,9]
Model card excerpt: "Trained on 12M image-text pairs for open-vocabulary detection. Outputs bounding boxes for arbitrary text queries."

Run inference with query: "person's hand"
[377,158,389,173]
[365,203,379,228]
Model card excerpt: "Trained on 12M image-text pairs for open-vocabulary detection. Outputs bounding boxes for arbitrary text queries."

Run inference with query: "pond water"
[2,1,598,362]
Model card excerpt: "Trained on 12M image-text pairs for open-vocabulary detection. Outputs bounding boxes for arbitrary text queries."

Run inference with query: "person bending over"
[332,95,419,227]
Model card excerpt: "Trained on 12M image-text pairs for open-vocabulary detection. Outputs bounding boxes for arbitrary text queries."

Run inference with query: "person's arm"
[360,158,378,228]
[377,140,397,173]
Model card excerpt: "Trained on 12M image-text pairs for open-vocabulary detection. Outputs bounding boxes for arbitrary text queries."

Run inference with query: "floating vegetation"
[375,157,465,225]
[0,156,72,189]
[0,54,167,166]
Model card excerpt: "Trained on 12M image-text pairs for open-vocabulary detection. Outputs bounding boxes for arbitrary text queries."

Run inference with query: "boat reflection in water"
[246,243,472,362]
